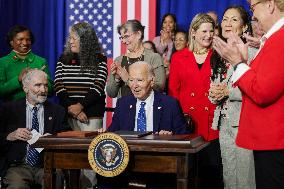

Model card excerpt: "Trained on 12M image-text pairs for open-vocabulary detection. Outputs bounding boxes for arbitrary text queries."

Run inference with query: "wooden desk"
[34,134,208,189]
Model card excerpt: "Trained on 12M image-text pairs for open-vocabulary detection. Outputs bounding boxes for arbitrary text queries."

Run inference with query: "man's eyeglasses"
[250,1,262,13]
[119,33,135,40]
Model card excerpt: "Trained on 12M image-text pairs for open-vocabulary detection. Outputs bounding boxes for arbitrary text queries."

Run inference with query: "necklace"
[126,54,143,64]
[193,48,208,55]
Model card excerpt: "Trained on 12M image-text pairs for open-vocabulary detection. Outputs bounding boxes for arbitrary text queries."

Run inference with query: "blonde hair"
[272,0,284,11]
[247,0,284,12]
[188,13,215,51]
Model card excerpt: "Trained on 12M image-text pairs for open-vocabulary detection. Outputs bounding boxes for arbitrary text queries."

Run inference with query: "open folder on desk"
[114,130,153,138]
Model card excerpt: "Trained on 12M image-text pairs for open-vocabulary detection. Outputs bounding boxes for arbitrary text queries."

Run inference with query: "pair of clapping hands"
[111,62,129,83]
[160,27,173,45]
[209,83,229,102]
[212,32,261,66]
[97,128,173,135]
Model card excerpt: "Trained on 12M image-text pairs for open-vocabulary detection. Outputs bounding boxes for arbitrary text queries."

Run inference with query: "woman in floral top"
[209,5,258,189]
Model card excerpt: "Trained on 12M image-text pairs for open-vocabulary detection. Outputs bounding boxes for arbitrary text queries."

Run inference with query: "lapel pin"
[130,105,132,109]
[158,107,162,109]
[49,117,52,120]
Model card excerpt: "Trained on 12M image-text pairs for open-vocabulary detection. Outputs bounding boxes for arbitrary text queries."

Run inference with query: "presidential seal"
[88,132,130,177]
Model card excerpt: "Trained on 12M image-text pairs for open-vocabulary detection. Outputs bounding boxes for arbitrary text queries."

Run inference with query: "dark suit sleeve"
[0,103,13,148]
[107,99,122,132]
[171,99,188,134]
[55,105,71,133]
[48,104,71,134]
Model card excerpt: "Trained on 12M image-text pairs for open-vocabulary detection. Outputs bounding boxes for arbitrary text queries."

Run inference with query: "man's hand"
[6,128,32,141]
[155,130,173,135]
[68,103,83,117]
[97,128,106,133]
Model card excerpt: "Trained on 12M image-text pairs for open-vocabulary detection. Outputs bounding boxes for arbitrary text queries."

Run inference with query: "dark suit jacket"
[108,91,187,134]
[0,99,69,176]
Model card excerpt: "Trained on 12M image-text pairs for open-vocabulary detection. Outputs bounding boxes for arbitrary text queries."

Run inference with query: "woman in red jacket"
[169,14,218,141]
[168,13,223,189]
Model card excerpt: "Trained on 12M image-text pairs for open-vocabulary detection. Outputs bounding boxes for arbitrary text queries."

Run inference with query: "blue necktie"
[26,107,40,166]
[137,102,146,132]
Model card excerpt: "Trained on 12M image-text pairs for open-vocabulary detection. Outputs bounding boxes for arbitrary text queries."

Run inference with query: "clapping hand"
[160,29,172,45]
[243,33,261,49]
[110,62,121,80]
[213,34,248,66]
[209,83,229,101]
[116,65,129,83]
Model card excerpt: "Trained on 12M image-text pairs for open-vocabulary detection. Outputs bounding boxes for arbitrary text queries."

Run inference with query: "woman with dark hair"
[55,22,107,188]
[209,5,257,189]
[0,25,52,101]
[142,40,157,53]
[153,13,177,61]
[106,19,165,98]
[173,30,188,52]
[55,22,107,131]
[153,13,177,78]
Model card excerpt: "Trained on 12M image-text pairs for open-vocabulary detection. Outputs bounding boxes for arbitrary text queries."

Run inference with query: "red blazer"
[168,48,219,141]
[236,26,284,150]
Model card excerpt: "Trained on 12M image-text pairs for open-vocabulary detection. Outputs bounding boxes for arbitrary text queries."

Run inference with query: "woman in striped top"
[54,22,107,132]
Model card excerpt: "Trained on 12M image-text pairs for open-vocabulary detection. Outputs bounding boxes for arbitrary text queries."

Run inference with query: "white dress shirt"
[134,90,154,131]
[26,100,45,135]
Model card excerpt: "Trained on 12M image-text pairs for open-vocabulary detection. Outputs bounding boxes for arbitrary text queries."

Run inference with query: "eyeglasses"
[68,36,79,41]
[119,33,135,41]
[250,1,262,13]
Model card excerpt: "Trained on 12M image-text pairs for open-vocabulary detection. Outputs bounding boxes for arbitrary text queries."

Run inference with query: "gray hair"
[247,0,284,12]
[129,61,155,79]
[117,19,145,41]
[22,69,47,88]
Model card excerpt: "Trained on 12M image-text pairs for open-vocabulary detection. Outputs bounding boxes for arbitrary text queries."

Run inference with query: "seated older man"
[0,69,69,189]
[97,61,188,189]
[108,61,187,134]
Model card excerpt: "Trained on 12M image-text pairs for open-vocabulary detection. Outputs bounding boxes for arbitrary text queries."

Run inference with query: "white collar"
[26,99,43,110]
[263,17,284,40]
[137,90,154,105]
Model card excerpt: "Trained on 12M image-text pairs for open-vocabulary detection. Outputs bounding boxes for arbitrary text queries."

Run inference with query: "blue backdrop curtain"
[0,0,250,79]
[157,0,250,33]
[0,0,65,79]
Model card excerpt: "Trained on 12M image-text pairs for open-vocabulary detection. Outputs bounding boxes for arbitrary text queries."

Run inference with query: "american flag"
[66,0,157,127]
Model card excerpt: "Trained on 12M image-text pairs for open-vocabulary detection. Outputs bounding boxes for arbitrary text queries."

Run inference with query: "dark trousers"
[198,139,223,189]
[253,149,284,189]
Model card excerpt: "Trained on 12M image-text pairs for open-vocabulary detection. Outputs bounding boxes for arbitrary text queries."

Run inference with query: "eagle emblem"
[100,144,119,166]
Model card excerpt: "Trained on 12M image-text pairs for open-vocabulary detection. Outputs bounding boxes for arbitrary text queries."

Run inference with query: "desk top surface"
[34,133,209,153]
